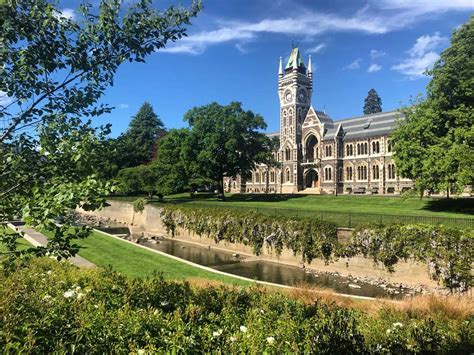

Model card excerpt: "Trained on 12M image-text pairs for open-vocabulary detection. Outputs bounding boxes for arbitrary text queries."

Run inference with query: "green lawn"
[109,193,474,228]
[47,229,251,286]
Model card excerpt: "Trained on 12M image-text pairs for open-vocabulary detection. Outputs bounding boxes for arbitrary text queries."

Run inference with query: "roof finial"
[278,56,283,76]
[308,55,312,73]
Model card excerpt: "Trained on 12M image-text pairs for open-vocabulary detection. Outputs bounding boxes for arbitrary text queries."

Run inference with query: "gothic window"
[388,164,396,179]
[373,165,379,180]
[270,171,275,183]
[376,141,380,153]
[364,143,368,154]
[357,144,360,155]
[346,166,353,180]
[233,181,236,189]
[346,145,350,156]
[285,168,291,183]
[255,172,260,183]
[325,145,332,157]
[324,167,332,181]
[387,140,392,152]
[357,166,361,180]
[285,148,291,161]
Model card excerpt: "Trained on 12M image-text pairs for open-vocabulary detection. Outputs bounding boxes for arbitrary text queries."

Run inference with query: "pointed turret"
[308,55,312,75]
[278,56,283,77]
[285,47,306,74]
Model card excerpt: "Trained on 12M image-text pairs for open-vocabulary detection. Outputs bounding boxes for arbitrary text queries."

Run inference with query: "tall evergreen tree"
[392,16,473,197]
[363,89,382,115]
[118,102,165,168]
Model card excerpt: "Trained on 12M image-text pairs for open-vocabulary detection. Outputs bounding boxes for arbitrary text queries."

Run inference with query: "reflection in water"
[141,239,241,267]
[134,237,401,298]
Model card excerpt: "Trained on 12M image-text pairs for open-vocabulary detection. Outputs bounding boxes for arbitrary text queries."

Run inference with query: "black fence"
[160,203,474,229]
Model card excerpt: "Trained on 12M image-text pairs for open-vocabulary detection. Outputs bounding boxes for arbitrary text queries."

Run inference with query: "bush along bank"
[1,258,473,353]
[159,207,473,293]
[159,206,340,264]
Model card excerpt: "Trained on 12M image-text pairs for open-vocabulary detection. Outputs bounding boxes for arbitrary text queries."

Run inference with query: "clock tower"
[278,47,313,192]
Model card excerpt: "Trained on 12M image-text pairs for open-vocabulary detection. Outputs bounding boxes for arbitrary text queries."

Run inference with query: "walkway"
[7,222,95,269]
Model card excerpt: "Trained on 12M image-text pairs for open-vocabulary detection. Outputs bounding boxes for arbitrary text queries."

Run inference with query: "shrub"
[0,258,472,353]
[349,224,474,292]
[159,206,340,264]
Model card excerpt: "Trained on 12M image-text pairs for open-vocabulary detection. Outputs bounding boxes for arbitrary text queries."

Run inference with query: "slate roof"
[268,110,404,142]
[285,47,306,70]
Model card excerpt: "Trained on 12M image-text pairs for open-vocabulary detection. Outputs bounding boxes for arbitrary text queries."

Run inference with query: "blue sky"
[58,0,472,136]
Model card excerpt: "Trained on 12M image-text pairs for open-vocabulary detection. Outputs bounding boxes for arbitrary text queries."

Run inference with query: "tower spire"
[278,56,283,76]
[308,55,312,75]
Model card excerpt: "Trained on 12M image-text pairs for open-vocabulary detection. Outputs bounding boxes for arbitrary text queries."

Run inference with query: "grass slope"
[73,230,250,286]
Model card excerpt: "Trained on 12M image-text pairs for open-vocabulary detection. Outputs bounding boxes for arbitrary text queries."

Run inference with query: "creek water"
[136,237,405,299]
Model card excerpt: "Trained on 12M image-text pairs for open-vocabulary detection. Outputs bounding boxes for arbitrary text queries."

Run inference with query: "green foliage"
[1,258,472,353]
[133,198,147,213]
[349,224,474,292]
[183,102,274,199]
[116,102,166,169]
[392,16,474,195]
[160,206,340,264]
[117,164,159,197]
[363,88,382,115]
[0,0,201,271]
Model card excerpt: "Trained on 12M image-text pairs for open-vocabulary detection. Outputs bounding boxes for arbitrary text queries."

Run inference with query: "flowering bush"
[1,259,472,353]
[349,224,474,292]
[159,206,340,264]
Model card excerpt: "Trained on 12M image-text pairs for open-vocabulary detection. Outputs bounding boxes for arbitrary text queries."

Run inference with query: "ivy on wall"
[159,207,340,264]
[159,207,473,292]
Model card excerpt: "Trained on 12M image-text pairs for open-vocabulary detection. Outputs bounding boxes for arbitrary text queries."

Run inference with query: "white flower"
[76,292,85,300]
[260,309,265,314]
[63,290,76,298]
[94,304,99,309]
[392,322,403,328]
[386,329,391,335]
[240,325,247,333]
[137,350,145,355]
[46,270,52,275]
[160,301,169,306]
[266,336,275,345]
[212,331,220,337]
[43,295,52,300]
[230,336,236,342]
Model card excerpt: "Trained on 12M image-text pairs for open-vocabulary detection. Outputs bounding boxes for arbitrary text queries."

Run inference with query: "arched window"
[388,164,396,179]
[233,181,237,189]
[357,166,361,180]
[376,141,380,153]
[387,140,392,152]
[255,172,260,183]
[285,168,291,183]
[346,145,350,156]
[363,166,367,180]
[373,165,379,180]
[324,167,332,181]
[285,148,291,161]
[372,141,376,153]
[357,144,360,155]
[270,171,275,183]
[364,143,368,155]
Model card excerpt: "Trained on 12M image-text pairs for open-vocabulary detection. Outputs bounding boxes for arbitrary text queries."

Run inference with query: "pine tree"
[363,89,382,115]
[118,102,165,168]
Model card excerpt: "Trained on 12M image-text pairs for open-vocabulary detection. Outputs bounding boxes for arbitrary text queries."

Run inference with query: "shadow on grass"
[422,198,474,215]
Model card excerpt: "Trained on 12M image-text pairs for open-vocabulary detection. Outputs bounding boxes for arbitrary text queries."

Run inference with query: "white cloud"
[307,43,326,54]
[368,63,382,72]
[158,2,472,55]
[392,32,448,78]
[370,49,386,59]
[53,8,76,20]
[0,91,12,107]
[344,58,362,70]
[374,0,474,12]
[407,32,447,57]
[118,103,129,109]
[392,52,439,78]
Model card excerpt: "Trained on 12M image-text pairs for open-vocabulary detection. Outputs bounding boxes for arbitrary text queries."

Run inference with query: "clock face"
[298,90,307,103]
[284,90,293,103]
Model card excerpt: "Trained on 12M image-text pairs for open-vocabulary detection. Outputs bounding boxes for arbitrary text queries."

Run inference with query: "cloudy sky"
[58,0,472,135]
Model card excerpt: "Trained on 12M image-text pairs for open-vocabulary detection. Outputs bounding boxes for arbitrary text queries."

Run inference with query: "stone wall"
[78,200,438,289]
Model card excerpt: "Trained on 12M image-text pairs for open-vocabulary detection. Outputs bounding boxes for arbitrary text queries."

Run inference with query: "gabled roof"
[285,47,306,70]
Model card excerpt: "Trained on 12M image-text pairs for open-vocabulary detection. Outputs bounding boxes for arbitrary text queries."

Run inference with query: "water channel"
[137,237,404,299]
[81,216,410,299]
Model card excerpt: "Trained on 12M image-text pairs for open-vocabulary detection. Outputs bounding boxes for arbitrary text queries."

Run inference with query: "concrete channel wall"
[78,200,438,289]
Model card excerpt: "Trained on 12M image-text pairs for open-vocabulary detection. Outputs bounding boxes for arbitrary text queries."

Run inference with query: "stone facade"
[225,47,413,195]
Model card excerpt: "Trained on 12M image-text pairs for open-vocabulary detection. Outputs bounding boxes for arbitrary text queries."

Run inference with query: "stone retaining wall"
[78,200,438,289]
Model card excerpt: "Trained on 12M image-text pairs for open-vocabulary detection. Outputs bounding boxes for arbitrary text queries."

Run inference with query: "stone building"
[226,47,413,195]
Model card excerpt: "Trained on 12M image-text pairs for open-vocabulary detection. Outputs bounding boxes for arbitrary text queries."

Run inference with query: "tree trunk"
[446,186,450,199]
[218,176,226,201]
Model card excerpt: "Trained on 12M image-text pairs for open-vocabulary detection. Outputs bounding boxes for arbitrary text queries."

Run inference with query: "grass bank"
[109,193,474,228]
[46,228,251,286]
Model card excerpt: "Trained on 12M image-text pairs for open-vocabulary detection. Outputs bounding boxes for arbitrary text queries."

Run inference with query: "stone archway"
[305,169,318,188]
[305,135,318,162]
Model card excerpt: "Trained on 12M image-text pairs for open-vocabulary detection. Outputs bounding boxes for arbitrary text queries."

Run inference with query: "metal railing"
[159,202,473,229]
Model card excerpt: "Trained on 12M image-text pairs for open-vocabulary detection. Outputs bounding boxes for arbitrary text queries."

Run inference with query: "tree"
[117,102,165,168]
[183,102,273,201]
[363,89,382,115]
[117,164,159,198]
[392,16,473,197]
[0,0,201,270]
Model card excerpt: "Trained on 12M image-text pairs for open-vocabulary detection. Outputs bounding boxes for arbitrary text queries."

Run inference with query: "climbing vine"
[349,224,473,292]
[159,206,340,264]
[159,207,473,292]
